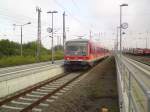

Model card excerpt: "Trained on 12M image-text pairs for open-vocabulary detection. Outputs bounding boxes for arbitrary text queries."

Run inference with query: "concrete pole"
[47,11,57,64]
[63,12,66,52]
[146,32,148,49]
[36,7,41,61]
[120,6,122,57]
[21,26,23,56]
[117,27,119,52]
[51,13,54,64]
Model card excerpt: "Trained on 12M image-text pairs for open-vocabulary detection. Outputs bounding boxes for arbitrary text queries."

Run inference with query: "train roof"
[66,38,89,42]
[66,38,108,50]
[66,38,101,46]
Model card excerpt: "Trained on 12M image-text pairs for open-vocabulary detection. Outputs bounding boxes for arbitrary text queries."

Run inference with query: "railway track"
[0,71,87,112]
[0,60,63,75]
[125,55,150,66]
[132,58,150,66]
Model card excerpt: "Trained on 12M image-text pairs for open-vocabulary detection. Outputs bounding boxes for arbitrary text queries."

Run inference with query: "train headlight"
[81,61,87,65]
[64,60,70,64]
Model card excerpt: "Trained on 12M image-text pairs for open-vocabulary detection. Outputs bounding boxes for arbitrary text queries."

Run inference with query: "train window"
[65,42,88,56]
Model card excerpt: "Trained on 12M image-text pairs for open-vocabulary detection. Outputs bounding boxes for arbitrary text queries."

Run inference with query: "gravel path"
[43,57,119,112]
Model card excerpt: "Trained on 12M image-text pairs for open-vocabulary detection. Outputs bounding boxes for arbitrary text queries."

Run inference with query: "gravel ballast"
[43,57,119,112]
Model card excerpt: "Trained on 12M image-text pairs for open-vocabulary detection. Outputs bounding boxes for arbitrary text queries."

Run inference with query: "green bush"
[0,39,64,67]
[0,56,36,68]
[0,52,64,68]
[54,50,64,60]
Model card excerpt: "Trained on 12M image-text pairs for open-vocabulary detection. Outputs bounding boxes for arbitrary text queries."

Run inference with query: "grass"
[0,51,64,68]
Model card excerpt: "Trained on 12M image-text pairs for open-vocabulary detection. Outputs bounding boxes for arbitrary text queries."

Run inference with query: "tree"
[0,39,20,57]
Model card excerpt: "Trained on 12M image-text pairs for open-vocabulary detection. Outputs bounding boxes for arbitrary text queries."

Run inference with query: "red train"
[64,38,109,70]
[124,48,150,56]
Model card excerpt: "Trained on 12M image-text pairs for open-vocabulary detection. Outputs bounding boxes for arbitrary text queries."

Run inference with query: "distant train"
[123,48,150,56]
[64,38,109,70]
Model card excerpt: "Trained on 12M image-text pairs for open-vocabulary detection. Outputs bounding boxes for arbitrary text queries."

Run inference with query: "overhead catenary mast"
[36,7,42,61]
[63,11,66,51]
[89,30,92,40]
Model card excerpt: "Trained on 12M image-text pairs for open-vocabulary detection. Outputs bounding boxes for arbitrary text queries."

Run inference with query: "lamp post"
[116,26,120,52]
[47,11,58,64]
[146,31,148,49]
[120,3,128,56]
[13,22,31,56]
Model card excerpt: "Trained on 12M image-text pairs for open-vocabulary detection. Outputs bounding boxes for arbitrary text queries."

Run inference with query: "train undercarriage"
[64,60,91,71]
[64,57,107,71]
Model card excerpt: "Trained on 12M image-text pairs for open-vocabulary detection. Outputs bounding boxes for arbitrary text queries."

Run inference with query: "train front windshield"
[65,42,88,56]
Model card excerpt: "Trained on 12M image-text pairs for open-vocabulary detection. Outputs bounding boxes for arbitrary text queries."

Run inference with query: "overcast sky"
[0,0,149,49]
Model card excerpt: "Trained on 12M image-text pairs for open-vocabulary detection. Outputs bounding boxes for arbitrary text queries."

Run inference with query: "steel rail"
[0,72,68,106]
[21,72,84,112]
[125,55,150,66]
[0,71,87,112]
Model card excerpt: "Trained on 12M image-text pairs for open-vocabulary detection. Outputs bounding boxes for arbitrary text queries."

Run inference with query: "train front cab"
[64,39,91,70]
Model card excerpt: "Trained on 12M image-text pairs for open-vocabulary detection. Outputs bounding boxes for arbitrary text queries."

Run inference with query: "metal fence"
[115,55,150,112]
